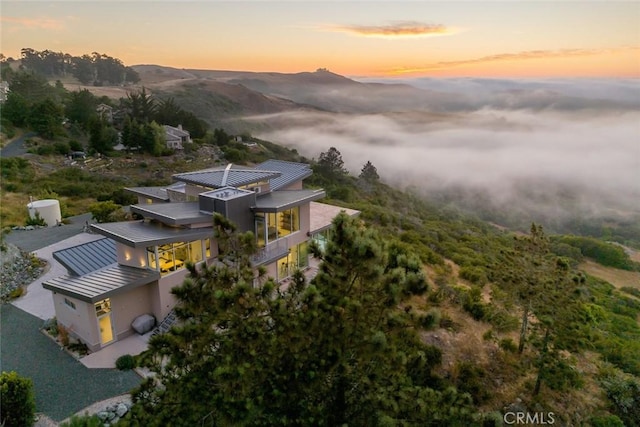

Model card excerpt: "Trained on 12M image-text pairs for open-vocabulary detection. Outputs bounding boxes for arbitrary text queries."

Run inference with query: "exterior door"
[98,313,114,345]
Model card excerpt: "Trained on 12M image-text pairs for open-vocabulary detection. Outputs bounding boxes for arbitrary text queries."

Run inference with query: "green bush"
[60,413,102,427]
[598,366,640,427]
[453,361,490,404]
[116,354,136,370]
[420,308,441,330]
[0,371,36,427]
[590,415,625,427]
[499,338,518,353]
[554,236,637,271]
[25,211,47,227]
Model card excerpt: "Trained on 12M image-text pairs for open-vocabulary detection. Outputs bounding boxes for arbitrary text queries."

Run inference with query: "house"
[96,104,113,123]
[43,160,359,351]
[164,124,191,150]
[0,81,9,102]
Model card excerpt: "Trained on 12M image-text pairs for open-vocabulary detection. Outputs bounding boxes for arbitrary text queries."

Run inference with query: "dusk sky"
[1,1,639,78]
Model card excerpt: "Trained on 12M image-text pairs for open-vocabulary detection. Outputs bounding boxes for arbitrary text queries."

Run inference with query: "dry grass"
[0,191,31,227]
[579,260,640,290]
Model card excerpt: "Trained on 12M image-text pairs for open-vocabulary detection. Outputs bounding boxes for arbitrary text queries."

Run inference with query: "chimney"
[178,124,183,130]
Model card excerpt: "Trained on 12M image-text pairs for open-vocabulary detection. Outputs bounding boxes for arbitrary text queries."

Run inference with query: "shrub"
[499,338,518,353]
[8,287,24,299]
[60,413,102,427]
[482,330,494,341]
[453,361,490,404]
[116,354,136,370]
[0,371,36,427]
[43,318,58,336]
[590,415,625,427]
[543,358,584,391]
[25,211,47,227]
[420,308,441,330]
[598,366,640,427]
[58,324,70,346]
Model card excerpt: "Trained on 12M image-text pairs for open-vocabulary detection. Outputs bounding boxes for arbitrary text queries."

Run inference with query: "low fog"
[248,79,640,230]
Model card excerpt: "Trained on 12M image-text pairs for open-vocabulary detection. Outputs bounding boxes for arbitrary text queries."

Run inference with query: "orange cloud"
[322,21,455,38]
[389,46,640,74]
[1,16,65,31]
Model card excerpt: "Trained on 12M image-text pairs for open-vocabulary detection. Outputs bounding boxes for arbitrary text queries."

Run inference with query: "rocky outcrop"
[96,401,132,425]
[0,243,45,300]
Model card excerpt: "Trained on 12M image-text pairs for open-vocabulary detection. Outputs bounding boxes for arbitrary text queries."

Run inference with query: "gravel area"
[0,304,141,422]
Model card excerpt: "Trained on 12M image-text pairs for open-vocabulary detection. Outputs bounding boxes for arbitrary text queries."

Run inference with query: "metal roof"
[173,167,281,189]
[131,202,210,226]
[125,186,170,202]
[253,190,326,212]
[91,221,213,248]
[255,160,312,190]
[53,238,117,276]
[43,265,160,303]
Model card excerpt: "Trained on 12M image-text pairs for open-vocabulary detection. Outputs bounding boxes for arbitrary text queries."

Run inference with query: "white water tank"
[27,199,62,227]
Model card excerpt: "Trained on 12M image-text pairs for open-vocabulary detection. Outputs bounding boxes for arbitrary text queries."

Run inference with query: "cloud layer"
[320,21,454,38]
[387,46,640,74]
[248,79,640,227]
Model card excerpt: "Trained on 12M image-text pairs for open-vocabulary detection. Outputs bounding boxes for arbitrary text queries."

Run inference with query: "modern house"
[164,124,191,150]
[43,160,358,351]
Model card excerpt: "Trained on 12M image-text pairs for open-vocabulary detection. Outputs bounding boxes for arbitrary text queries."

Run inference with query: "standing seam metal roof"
[53,238,117,276]
[43,265,160,303]
[255,159,312,190]
[91,221,213,248]
[173,169,281,188]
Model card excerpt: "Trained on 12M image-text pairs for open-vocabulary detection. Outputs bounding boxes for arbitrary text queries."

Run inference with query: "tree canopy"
[124,213,476,426]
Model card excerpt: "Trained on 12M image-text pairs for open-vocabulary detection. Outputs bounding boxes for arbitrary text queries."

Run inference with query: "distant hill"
[131,65,461,116]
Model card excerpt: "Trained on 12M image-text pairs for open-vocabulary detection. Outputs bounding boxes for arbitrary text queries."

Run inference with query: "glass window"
[297,242,309,269]
[147,247,158,271]
[190,240,203,263]
[205,239,211,258]
[267,213,278,242]
[64,298,76,310]
[95,299,111,317]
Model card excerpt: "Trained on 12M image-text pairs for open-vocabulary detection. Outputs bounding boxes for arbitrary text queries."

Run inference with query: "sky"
[1,0,639,78]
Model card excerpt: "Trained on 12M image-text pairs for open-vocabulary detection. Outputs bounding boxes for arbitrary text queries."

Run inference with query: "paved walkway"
[81,333,151,369]
[0,304,141,422]
[11,231,105,320]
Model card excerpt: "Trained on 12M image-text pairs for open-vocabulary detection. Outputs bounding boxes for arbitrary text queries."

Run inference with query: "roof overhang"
[91,221,213,248]
[124,187,170,202]
[252,190,326,213]
[131,202,211,226]
[43,265,160,303]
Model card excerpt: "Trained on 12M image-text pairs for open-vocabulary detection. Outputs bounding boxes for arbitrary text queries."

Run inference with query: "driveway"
[0,131,36,157]
[0,304,141,422]
[4,213,94,254]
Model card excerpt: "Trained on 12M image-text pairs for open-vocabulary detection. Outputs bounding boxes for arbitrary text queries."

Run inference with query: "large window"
[147,238,210,275]
[255,207,300,245]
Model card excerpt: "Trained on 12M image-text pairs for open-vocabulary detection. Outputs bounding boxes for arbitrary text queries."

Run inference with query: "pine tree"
[125,213,475,426]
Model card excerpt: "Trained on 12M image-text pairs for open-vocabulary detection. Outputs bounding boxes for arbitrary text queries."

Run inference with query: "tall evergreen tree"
[125,213,475,426]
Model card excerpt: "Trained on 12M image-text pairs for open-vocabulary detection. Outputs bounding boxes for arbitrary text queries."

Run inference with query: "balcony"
[251,239,289,266]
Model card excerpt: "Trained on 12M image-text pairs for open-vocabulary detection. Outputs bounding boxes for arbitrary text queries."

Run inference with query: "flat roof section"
[131,202,210,226]
[309,202,360,234]
[91,221,213,248]
[124,186,170,202]
[43,265,160,303]
[53,238,117,276]
[253,190,326,213]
